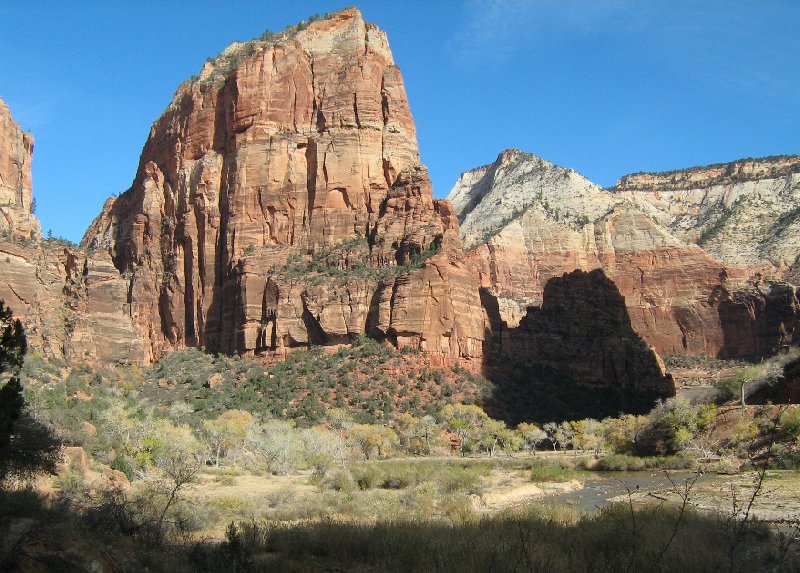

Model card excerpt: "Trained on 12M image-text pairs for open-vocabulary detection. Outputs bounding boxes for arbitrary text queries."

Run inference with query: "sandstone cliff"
[448,149,741,357]
[449,150,800,360]
[715,280,799,359]
[82,8,483,367]
[0,241,148,364]
[0,96,40,240]
[0,100,146,363]
[482,269,675,422]
[612,156,800,279]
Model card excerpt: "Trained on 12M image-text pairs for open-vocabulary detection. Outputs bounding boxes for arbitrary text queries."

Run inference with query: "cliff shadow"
[717,283,798,360]
[478,269,675,425]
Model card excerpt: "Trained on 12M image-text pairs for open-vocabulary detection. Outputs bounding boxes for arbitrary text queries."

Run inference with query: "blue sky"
[1,1,798,242]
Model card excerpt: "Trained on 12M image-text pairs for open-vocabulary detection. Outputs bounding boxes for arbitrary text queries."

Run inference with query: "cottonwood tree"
[202,409,253,466]
[394,413,441,455]
[516,422,547,453]
[603,414,648,454]
[572,419,605,453]
[325,407,353,436]
[347,424,399,459]
[99,399,146,454]
[477,418,512,457]
[301,426,346,474]
[542,421,574,451]
[556,422,575,451]
[439,404,490,456]
[150,424,206,531]
[247,418,304,474]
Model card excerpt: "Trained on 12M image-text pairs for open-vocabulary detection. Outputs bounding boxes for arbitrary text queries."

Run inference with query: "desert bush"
[352,464,383,490]
[216,501,794,573]
[110,451,134,480]
[349,460,487,495]
[589,453,693,472]
[529,461,580,482]
[320,468,357,493]
[777,408,800,439]
[769,443,800,469]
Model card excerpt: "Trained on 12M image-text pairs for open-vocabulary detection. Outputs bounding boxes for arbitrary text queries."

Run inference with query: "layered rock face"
[0,98,145,364]
[0,242,148,364]
[612,156,800,279]
[448,149,737,357]
[83,9,483,366]
[715,281,798,359]
[0,97,40,240]
[482,269,674,422]
[487,269,674,394]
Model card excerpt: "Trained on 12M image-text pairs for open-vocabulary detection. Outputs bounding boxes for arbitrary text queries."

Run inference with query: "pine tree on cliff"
[0,300,60,481]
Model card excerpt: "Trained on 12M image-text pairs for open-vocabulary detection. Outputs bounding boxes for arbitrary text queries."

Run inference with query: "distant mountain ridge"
[448,149,799,359]
[611,156,800,279]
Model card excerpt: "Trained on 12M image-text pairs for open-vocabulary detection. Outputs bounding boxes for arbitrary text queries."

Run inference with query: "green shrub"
[352,465,382,490]
[778,408,800,439]
[321,469,356,493]
[110,452,134,481]
[590,454,693,472]
[529,464,579,482]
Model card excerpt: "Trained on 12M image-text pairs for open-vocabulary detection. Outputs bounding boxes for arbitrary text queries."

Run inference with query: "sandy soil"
[609,470,800,523]
[471,470,582,512]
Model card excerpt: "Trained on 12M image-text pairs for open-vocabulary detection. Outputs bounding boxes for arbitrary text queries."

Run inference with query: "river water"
[542,471,713,512]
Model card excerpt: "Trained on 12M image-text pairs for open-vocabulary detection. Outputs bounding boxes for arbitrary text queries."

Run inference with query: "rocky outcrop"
[82,9,483,367]
[0,241,148,364]
[448,149,744,357]
[482,269,675,422]
[612,156,800,277]
[0,96,40,240]
[0,98,146,364]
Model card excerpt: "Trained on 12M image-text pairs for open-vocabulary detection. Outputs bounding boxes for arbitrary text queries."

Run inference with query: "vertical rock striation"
[489,269,674,392]
[449,150,800,360]
[83,9,483,366]
[611,156,800,281]
[715,281,798,359]
[448,149,736,357]
[482,269,675,423]
[0,96,40,240]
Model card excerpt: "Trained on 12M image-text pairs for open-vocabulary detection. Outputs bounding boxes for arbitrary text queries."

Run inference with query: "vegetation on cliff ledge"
[267,237,442,286]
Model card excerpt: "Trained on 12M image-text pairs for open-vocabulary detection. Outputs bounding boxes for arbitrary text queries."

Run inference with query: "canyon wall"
[449,149,798,359]
[612,155,800,280]
[484,268,674,392]
[82,8,483,367]
[0,98,144,363]
[0,97,40,240]
[0,241,148,364]
[481,269,674,422]
[0,12,681,419]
